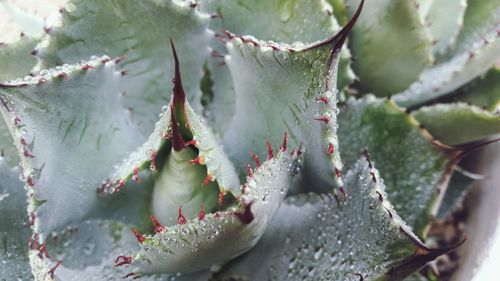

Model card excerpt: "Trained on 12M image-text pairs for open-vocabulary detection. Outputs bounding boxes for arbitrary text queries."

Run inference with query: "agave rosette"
[0,0,499,280]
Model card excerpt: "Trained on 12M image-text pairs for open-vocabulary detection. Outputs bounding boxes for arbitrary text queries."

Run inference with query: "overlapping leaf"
[126,148,299,274]
[35,0,212,135]
[337,96,454,237]
[0,57,143,239]
[345,0,433,96]
[212,157,458,281]
[394,0,500,106]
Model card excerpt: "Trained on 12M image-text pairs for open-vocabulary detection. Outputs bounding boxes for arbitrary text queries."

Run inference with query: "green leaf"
[201,0,340,43]
[0,159,32,280]
[212,157,457,281]
[200,0,356,136]
[0,113,19,167]
[128,148,300,274]
[220,34,353,191]
[0,57,144,240]
[29,219,211,281]
[36,0,212,135]
[453,67,500,112]
[394,0,500,106]
[436,168,480,219]
[412,103,500,146]
[345,0,432,96]
[0,0,45,38]
[0,36,38,82]
[337,96,453,237]
[425,0,467,57]
[105,45,241,226]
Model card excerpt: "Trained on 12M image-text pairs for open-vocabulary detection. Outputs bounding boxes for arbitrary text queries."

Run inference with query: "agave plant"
[1,0,499,280]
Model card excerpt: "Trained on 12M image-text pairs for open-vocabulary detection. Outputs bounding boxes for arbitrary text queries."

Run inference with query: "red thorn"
[123,272,137,279]
[170,109,186,151]
[115,255,133,267]
[218,190,225,206]
[131,229,146,243]
[48,261,62,278]
[202,175,212,187]
[297,144,303,156]
[339,186,348,198]
[38,78,47,84]
[327,143,335,155]
[27,176,34,187]
[198,205,206,220]
[290,149,295,157]
[177,206,187,225]
[23,148,35,158]
[335,168,342,178]
[184,139,197,147]
[280,130,287,152]
[150,215,166,233]
[265,141,274,160]
[314,115,330,124]
[190,156,203,165]
[467,50,475,59]
[169,38,186,109]
[250,152,261,168]
[245,163,253,177]
[150,151,157,172]
[316,96,329,104]
[115,179,125,192]
[56,72,68,80]
[29,239,39,250]
[81,64,95,71]
[132,167,142,183]
[29,212,35,225]
[37,243,52,259]
[333,193,340,207]
[101,57,111,64]
[234,202,254,224]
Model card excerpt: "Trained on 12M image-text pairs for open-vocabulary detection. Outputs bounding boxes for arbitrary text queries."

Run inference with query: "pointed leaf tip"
[169,38,186,108]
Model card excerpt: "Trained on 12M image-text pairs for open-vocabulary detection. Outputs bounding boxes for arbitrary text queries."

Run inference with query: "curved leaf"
[346,0,432,96]
[105,43,240,226]
[127,148,300,274]
[0,57,143,240]
[338,96,454,237]
[412,103,500,146]
[0,36,38,82]
[29,219,211,281]
[425,0,467,57]
[36,0,212,135]
[394,0,500,106]
[200,0,356,136]
[453,67,500,112]
[0,159,32,280]
[213,157,457,281]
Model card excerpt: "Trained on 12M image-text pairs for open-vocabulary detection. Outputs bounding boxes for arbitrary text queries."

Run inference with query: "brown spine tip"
[169,38,186,109]
[234,202,254,224]
[266,141,274,160]
[177,206,187,225]
[170,109,186,151]
[151,215,165,233]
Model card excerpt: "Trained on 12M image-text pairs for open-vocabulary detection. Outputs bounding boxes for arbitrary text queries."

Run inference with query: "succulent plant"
[1,0,499,280]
